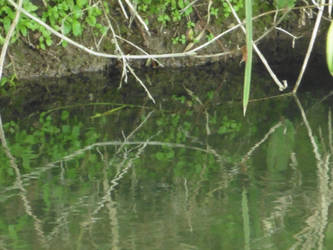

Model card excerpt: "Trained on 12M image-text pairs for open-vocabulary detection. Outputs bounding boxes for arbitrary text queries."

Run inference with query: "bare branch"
[0,0,23,80]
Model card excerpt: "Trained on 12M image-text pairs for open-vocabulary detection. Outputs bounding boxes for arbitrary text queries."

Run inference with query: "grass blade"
[327,20,333,76]
[243,0,253,116]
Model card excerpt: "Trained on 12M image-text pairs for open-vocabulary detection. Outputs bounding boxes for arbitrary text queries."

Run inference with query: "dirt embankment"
[2,6,327,80]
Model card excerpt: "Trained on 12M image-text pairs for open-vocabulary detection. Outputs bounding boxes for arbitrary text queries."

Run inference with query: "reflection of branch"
[47,140,222,166]
[79,111,152,231]
[81,140,148,228]
[101,149,120,250]
[262,195,292,236]
[294,95,322,161]
[241,122,283,164]
[116,111,154,154]
[292,95,332,249]
[0,114,48,248]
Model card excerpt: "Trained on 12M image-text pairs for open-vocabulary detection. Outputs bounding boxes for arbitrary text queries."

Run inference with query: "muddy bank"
[1,11,329,80]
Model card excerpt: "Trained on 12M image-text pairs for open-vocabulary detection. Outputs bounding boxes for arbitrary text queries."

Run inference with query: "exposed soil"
[1,8,330,80]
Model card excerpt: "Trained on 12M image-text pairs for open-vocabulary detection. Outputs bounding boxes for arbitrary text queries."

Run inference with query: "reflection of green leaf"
[267,120,295,171]
[8,225,18,240]
[72,19,82,36]
[61,110,69,121]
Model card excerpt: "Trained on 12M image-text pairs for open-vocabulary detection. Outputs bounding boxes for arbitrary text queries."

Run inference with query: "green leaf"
[61,111,69,121]
[178,0,184,9]
[45,36,53,46]
[243,0,253,116]
[0,77,8,87]
[86,15,96,26]
[3,16,12,32]
[63,21,72,35]
[23,1,38,12]
[73,6,83,19]
[61,40,68,47]
[77,0,88,8]
[103,1,110,14]
[40,41,46,50]
[1,6,14,18]
[327,21,333,76]
[24,19,38,30]
[72,19,82,36]
[19,25,27,36]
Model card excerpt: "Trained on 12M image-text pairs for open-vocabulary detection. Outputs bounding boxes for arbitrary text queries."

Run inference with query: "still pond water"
[0,63,332,250]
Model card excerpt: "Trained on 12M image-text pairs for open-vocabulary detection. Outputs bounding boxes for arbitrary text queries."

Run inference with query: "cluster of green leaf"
[0,74,17,90]
[0,0,108,49]
[134,0,244,45]
[0,0,41,44]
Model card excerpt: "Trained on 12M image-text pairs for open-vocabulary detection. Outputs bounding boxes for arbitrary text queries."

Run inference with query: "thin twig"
[124,0,150,36]
[118,0,129,19]
[115,35,164,66]
[275,27,302,48]
[293,0,325,93]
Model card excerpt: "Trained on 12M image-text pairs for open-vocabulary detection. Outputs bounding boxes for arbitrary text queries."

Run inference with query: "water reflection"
[0,72,332,249]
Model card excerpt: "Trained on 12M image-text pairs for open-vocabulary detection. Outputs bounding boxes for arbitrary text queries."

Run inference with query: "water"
[0,63,332,250]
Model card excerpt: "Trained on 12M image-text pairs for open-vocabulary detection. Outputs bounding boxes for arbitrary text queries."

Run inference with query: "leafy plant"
[220,0,244,18]
[172,34,186,45]
[210,7,219,18]
[0,74,17,88]
[157,13,170,25]
[206,33,214,41]
[0,0,107,49]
